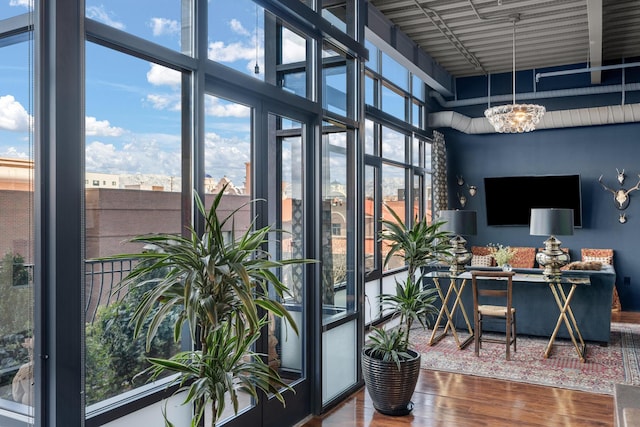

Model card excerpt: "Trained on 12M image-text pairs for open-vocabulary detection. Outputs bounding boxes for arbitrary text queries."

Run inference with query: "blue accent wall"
[443,122,640,311]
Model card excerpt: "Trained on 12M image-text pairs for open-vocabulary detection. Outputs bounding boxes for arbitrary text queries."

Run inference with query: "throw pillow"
[471,254,493,267]
[583,255,612,265]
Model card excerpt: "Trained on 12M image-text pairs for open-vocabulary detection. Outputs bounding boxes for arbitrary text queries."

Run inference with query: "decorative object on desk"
[488,243,515,271]
[530,208,573,279]
[411,322,640,395]
[364,204,452,416]
[457,192,467,207]
[565,260,603,271]
[484,14,545,133]
[598,174,640,210]
[468,184,477,197]
[439,210,477,275]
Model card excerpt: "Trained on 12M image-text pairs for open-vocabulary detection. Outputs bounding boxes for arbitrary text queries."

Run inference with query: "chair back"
[471,270,517,360]
[471,270,515,313]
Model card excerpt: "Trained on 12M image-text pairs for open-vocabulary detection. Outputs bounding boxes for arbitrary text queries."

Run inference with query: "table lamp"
[439,210,477,275]
[530,208,573,279]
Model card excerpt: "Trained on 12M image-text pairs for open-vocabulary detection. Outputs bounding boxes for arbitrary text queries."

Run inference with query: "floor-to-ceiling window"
[363,32,435,328]
[3,0,368,425]
[0,7,35,425]
[84,44,185,414]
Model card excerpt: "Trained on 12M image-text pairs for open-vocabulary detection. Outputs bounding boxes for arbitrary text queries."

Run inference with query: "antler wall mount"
[598,173,640,211]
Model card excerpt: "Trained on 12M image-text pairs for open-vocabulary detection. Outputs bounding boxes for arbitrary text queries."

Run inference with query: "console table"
[424,266,615,345]
[426,270,591,361]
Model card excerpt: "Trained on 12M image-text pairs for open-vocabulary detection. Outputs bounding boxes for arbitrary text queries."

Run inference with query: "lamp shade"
[530,208,574,236]
[439,210,477,236]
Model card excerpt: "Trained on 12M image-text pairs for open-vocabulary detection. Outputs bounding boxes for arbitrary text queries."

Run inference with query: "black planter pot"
[361,348,421,416]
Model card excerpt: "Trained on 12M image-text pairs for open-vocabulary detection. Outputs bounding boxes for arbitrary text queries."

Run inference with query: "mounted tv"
[484,174,582,227]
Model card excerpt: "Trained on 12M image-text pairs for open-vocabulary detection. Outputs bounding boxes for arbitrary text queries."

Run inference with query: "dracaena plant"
[109,185,312,426]
[365,204,452,365]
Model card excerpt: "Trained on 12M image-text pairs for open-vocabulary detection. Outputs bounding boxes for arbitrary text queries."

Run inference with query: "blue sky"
[0,0,414,187]
[0,0,294,187]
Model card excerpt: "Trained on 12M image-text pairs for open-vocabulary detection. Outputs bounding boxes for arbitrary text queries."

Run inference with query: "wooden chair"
[471,270,517,360]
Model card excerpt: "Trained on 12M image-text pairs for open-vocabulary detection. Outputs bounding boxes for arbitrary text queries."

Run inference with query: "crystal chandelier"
[485,15,545,133]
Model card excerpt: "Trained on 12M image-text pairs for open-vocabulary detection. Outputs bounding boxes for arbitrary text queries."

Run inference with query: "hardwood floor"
[299,311,639,427]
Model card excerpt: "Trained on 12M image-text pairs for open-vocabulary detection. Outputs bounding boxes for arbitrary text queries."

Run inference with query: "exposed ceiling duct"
[430,82,640,109]
[429,103,640,134]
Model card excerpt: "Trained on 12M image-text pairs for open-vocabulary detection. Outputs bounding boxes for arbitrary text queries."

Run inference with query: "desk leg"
[557,284,587,362]
[429,278,462,346]
[448,278,474,349]
[544,283,586,362]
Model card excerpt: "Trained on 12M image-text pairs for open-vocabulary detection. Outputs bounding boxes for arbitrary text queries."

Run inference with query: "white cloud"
[86,116,125,137]
[204,131,250,185]
[86,135,181,176]
[208,40,255,63]
[85,130,251,186]
[282,30,306,64]
[229,19,250,37]
[146,93,181,111]
[86,5,125,30]
[0,95,31,132]
[150,17,180,37]
[9,0,31,8]
[147,63,181,88]
[0,147,30,159]
[205,97,250,118]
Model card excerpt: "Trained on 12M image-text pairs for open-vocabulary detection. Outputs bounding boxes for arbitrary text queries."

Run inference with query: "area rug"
[410,322,640,395]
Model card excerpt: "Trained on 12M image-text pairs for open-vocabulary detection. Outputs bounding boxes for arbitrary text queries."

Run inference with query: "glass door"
[204,93,311,427]
[261,112,310,427]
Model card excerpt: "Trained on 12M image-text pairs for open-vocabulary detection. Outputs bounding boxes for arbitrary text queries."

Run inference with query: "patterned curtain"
[432,130,448,215]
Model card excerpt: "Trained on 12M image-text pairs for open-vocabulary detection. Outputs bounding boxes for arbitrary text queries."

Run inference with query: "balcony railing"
[85,258,137,324]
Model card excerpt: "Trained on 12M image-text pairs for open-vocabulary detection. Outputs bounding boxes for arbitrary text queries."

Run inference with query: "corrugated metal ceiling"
[369,0,640,79]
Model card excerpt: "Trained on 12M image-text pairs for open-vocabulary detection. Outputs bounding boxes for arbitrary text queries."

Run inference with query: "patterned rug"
[411,322,640,395]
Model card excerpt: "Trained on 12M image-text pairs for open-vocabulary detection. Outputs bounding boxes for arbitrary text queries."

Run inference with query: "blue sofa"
[426,265,616,345]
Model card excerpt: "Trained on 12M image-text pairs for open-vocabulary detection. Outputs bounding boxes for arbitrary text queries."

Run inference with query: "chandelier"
[485,15,545,133]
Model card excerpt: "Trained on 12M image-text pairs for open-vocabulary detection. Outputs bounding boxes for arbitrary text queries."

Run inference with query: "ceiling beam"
[587,0,603,84]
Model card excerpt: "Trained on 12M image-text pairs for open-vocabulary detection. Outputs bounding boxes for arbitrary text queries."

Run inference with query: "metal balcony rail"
[85,257,137,324]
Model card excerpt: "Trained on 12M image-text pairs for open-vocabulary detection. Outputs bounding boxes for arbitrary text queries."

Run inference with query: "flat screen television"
[484,174,582,227]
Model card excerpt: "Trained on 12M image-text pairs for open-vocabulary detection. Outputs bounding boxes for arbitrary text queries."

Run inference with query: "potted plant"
[108,186,312,427]
[362,204,452,416]
[489,243,516,271]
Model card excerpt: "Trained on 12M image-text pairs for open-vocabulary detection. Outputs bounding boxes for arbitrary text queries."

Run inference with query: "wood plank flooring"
[299,311,639,427]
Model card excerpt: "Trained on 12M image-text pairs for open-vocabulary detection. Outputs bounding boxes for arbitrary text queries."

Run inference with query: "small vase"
[501,263,512,272]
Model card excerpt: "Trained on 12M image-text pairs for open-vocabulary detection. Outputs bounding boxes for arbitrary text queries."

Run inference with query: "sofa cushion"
[471,254,493,267]
[581,248,613,265]
[471,246,493,257]
[509,247,536,268]
[583,255,613,265]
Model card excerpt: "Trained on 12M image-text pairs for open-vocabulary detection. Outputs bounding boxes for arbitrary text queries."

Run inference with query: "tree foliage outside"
[0,252,31,337]
[85,261,180,406]
[0,252,32,401]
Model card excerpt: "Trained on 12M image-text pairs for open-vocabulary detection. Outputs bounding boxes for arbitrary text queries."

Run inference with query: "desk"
[425,271,474,349]
[458,271,590,362]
